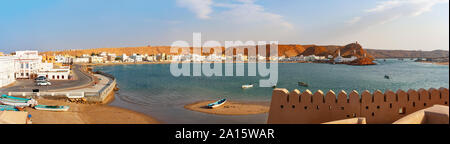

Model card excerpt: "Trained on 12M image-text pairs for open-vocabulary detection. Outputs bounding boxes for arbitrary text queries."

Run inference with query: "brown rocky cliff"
[41,43,373,58]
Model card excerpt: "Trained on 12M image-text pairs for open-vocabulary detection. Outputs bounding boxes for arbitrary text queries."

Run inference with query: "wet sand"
[26,98,160,124]
[184,100,270,115]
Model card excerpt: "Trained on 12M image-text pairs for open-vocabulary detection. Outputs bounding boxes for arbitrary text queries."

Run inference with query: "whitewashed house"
[13,51,42,79]
[0,56,16,87]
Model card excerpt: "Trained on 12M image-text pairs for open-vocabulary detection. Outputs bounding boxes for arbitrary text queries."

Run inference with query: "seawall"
[267,88,449,124]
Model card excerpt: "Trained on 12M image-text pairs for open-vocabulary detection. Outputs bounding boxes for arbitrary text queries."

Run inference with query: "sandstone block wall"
[267,88,449,124]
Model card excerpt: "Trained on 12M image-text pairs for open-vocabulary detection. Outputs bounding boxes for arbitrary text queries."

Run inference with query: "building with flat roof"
[13,51,42,79]
[0,56,16,87]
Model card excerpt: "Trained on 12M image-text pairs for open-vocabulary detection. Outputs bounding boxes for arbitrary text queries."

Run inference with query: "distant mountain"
[366,49,449,58]
[40,43,373,58]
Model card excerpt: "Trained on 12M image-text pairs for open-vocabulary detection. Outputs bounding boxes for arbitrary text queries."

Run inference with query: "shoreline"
[184,100,270,115]
[419,61,449,66]
[26,97,161,124]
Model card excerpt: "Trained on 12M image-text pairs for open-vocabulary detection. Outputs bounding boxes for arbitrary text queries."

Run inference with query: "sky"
[0,0,448,53]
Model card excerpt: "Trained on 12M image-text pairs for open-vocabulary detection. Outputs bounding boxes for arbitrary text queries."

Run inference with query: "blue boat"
[0,105,18,111]
[1,94,31,101]
[0,97,29,103]
[207,99,227,109]
[34,105,70,111]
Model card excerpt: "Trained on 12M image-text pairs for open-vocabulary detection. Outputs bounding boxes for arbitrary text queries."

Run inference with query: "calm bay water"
[95,59,449,124]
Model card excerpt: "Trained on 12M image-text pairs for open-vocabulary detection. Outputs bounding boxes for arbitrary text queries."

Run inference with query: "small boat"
[0,98,37,107]
[1,94,31,102]
[0,105,18,111]
[242,84,254,89]
[298,82,309,87]
[384,75,390,79]
[207,99,227,109]
[34,105,70,112]
[0,97,29,103]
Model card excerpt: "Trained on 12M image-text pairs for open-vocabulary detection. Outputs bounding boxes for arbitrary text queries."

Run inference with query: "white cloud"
[176,0,213,19]
[349,0,449,26]
[176,0,293,30]
[215,0,293,30]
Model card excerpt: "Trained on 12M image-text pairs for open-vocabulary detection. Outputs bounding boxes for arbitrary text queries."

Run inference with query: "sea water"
[95,59,449,123]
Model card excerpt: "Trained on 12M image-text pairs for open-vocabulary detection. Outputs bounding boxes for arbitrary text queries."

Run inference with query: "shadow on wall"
[267,88,449,124]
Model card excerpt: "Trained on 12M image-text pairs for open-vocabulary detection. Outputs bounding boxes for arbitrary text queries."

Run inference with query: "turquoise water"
[95,59,449,123]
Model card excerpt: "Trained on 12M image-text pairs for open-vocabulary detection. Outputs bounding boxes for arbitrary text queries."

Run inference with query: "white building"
[0,56,16,87]
[13,51,42,79]
[334,49,357,63]
[74,57,89,63]
[130,54,143,62]
[37,67,71,80]
[118,54,129,62]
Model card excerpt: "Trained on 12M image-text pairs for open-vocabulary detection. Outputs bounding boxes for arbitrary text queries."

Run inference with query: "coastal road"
[0,64,93,93]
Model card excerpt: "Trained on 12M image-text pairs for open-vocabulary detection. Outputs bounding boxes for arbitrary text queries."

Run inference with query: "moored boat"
[207,99,227,109]
[298,82,309,87]
[34,105,70,112]
[242,84,254,89]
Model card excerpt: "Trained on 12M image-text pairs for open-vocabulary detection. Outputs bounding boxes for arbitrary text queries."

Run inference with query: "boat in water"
[0,105,18,111]
[384,75,390,79]
[298,82,309,87]
[242,84,254,89]
[207,99,227,109]
[34,105,70,112]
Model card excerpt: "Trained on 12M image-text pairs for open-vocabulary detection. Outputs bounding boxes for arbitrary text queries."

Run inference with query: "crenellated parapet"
[267,87,449,124]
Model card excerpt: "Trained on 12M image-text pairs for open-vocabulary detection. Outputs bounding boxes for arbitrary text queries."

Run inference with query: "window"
[399,107,406,114]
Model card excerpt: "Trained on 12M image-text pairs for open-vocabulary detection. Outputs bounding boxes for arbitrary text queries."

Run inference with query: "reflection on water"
[95,60,449,123]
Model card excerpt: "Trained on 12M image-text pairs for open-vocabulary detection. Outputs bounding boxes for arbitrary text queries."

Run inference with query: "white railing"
[8,91,85,98]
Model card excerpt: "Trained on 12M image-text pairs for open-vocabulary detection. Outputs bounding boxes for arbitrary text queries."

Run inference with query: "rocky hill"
[366,49,449,58]
[40,43,373,58]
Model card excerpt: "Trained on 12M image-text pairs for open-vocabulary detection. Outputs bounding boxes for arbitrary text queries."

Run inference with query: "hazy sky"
[0,0,448,53]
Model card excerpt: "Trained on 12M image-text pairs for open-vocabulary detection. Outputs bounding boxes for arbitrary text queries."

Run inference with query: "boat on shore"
[34,105,70,112]
[242,84,254,89]
[298,82,309,87]
[0,105,18,111]
[207,99,227,109]
[0,98,37,107]
[1,95,31,102]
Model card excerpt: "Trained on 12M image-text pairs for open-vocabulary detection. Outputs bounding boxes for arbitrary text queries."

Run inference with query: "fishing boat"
[0,98,37,107]
[384,75,390,79]
[242,84,254,89]
[34,105,70,112]
[0,97,29,103]
[207,99,227,109]
[298,82,309,87]
[0,105,18,111]
[1,94,31,101]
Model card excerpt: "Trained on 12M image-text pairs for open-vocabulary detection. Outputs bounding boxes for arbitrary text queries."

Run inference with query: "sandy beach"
[420,61,449,65]
[25,98,160,124]
[184,100,270,115]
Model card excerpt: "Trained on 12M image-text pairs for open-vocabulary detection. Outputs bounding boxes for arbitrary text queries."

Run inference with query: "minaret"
[338,49,341,57]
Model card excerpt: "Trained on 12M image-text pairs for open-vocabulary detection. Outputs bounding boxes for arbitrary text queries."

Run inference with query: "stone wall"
[267,88,449,124]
